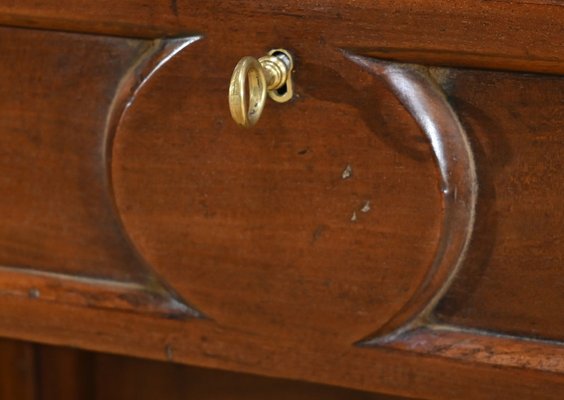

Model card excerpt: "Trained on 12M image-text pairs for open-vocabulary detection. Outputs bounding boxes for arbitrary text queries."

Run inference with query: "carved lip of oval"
[103,35,205,319]
[344,52,478,344]
[103,43,477,327]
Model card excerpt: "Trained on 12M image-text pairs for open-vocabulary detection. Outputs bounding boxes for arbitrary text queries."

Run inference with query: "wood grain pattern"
[0,338,412,400]
[0,27,148,280]
[434,69,564,340]
[92,349,411,400]
[0,265,188,317]
[36,343,96,400]
[0,27,199,317]
[0,2,562,398]
[385,326,564,374]
[0,1,563,74]
[111,38,442,343]
[346,56,477,341]
[0,340,36,400]
[0,297,562,400]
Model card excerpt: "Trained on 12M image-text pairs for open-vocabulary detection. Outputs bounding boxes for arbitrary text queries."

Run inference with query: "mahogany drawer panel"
[0,27,149,281]
[0,2,562,398]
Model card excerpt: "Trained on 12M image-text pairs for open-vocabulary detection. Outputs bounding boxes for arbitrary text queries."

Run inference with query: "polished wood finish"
[0,338,409,400]
[92,349,409,400]
[111,40,442,342]
[0,27,194,317]
[435,70,564,340]
[0,1,562,399]
[0,27,148,281]
[0,1,563,74]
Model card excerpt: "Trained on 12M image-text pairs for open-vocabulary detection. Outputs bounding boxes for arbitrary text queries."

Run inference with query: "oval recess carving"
[0,29,204,318]
[103,36,204,318]
[109,40,470,342]
[346,55,477,343]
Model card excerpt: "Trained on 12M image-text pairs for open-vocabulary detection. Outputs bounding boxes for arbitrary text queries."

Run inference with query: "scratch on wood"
[342,164,353,179]
[311,225,327,244]
[361,200,371,213]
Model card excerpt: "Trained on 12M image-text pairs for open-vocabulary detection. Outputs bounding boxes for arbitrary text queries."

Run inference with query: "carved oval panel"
[110,38,447,342]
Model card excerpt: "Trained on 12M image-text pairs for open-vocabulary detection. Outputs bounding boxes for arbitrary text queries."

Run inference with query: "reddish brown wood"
[0,27,148,281]
[0,297,563,400]
[0,1,563,74]
[111,37,442,343]
[0,338,414,400]
[385,327,564,374]
[36,344,96,400]
[434,69,564,340]
[0,2,562,399]
[345,56,477,341]
[0,265,189,317]
[92,350,410,400]
[0,340,36,400]
[0,27,198,317]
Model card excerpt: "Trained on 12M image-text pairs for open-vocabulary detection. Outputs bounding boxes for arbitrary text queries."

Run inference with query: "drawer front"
[0,2,563,399]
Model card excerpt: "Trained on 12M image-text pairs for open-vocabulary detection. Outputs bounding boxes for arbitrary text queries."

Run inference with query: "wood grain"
[92,349,412,400]
[111,37,442,343]
[0,1,563,74]
[36,344,96,400]
[434,69,564,340]
[0,297,562,400]
[0,338,412,400]
[0,27,200,317]
[346,56,477,341]
[0,340,36,400]
[0,2,562,398]
[385,326,564,374]
[0,27,148,281]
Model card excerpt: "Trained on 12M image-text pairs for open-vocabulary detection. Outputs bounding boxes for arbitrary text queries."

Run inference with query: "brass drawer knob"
[228,49,294,127]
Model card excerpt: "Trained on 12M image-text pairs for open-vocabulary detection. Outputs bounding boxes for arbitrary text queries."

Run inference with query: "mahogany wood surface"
[90,347,410,400]
[0,27,150,281]
[0,1,562,399]
[435,69,564,340]
[0,338,410,400]
[0,340,35,400]
[0,1,563,74]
